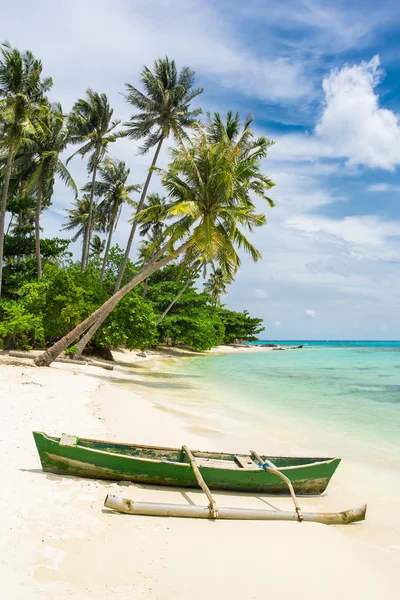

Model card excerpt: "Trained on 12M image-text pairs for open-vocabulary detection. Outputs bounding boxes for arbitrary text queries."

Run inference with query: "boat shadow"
[21,470,328,511]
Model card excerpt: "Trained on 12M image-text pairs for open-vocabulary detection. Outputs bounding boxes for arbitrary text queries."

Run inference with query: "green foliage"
[218,308,264,344]
[96,294,158,351]
[101,244,139,291]
[160,309,224,351]
[0,301,44,349]
[65,345,78,356]
[2,231,71,299]
[18,263,106,341]
[0,256,158,352]
[146,264,224,351]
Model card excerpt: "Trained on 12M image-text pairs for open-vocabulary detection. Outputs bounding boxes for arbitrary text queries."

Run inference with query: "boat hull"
[32,432,341,495]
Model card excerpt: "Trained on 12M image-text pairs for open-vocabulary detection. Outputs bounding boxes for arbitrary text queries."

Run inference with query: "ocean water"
[170,341,400,465]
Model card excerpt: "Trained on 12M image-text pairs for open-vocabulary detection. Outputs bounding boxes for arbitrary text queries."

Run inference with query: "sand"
[1,348,399,599]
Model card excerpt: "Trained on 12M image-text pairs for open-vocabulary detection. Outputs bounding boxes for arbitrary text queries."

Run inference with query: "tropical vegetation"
[0,41,275,361]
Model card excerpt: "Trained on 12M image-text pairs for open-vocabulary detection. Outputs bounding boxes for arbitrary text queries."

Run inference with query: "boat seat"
[59,433,78,447]
[234,455,258,469]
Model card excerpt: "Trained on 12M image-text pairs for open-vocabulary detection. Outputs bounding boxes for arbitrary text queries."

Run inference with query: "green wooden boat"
[33,431,341,494]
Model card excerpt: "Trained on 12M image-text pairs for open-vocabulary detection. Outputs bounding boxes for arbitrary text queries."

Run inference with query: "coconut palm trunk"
[114,137,163,292]
[6,214,14,235]
[82,163,98,270]
[35,240,191,366]
[157,278,193,324]
[16,211,23,268]
[0,142,15,298]
[35,184,43,278]
[100,212,116,283]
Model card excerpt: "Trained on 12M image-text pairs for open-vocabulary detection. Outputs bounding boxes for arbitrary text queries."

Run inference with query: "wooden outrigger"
[104,448,366,525]
[104,495,367,524]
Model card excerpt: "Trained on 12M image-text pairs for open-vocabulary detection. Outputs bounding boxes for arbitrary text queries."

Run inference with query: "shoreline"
[1,349,399,599]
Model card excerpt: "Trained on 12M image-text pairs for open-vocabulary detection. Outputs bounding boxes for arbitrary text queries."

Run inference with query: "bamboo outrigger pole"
[250,450,303,522]
[104,495,367,525]
[182,445,218,518]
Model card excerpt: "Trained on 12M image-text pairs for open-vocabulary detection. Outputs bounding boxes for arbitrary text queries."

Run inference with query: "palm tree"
[34,119,274,366]
[91,157,140,282]
[89,234,105,258]
[113,57,203,292]
[204,266,229,307]
[28,101,77,277]
[62,195,104,265]
[207,110,242,143]
[0,41,52,297]
[67,89,120,271]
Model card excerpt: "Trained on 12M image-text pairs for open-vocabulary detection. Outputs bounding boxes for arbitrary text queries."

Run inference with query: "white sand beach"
[1,349,399,600]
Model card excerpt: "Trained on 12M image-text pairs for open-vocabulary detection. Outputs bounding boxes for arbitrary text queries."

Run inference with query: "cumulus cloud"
[270,56,400,171]
[306,309,319,319]
[274,321,282,327]
[315,56,400,170]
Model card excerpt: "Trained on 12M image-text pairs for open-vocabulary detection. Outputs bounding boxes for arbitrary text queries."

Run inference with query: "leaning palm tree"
[28,101,77,277]
[113,57,203,292]
[62,195,104,265]
[34,120,275,367]
[91,157,140,282]
[0,41,52,297]
[204,266,230,308]
[67,90,120,271]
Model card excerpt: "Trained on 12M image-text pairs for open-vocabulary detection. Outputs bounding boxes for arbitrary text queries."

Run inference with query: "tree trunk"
[16,212,23,268]
[142,249,156,299]
[34,240,191,367]
[6,214,14,235]
[0,142,15,298]
[157,278,193,324]
[35,184,43,278]
[74,243,168,360]
[142,277,149,299]
[114,137,164,293]
[80,228,86,267]
[82,163,98,271]
[99,213,115,283]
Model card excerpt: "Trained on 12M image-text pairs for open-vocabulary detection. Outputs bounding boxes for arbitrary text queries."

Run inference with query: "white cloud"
[274,321,282,327]
[306,309,319,319]
[368,183,400,192]
[1,0,310,104]
[315,56,400,170]
[269,56,400,171]
[285,215,399,251]
[253,288,269,299]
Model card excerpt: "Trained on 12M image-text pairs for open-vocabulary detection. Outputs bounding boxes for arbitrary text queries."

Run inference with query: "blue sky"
[3,0,400,339]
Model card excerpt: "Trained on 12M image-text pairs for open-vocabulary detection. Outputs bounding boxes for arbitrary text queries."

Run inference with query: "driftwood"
[104,495,367,525]
[251,450,303,522]
[8,351,113,370]
[53,357,89,366]
[86,359,114,371]
[182,445,218,518]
